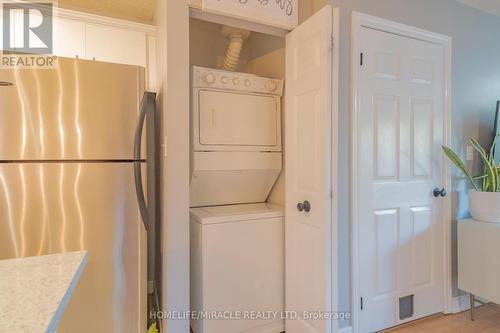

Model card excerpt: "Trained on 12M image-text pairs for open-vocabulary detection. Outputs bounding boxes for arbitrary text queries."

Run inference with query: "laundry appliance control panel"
[192,66,284,96]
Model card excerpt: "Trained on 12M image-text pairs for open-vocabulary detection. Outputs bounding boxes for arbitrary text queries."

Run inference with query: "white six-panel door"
[357,26,446,332]
[285,6,333,333]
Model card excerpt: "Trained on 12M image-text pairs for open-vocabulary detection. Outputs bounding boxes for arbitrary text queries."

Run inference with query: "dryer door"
[196,90,281,151]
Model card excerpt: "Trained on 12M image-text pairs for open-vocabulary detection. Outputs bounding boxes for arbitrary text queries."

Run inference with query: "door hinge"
[360,297,364,310]
[331,35,334,49]
[360,52,364,66]
[330,188,334,199]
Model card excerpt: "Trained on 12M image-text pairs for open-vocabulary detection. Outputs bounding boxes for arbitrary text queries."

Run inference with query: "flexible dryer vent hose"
[221,26,251,71]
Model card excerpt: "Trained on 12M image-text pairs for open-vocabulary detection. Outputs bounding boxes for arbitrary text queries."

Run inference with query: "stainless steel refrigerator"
[0,57,159,332]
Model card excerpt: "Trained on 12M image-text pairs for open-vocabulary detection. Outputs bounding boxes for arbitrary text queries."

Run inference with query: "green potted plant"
[147,323,159,333]
[442,137,500,223]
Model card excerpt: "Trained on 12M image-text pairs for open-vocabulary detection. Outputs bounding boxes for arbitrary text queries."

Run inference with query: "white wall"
[300,0,327,24]
[190,18,251,71]
[189,18,284,73]
[155,0,190,332]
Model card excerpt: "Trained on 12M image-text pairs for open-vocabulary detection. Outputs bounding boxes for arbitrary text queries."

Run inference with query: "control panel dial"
[265,80,278,92]
[202,72,216,85]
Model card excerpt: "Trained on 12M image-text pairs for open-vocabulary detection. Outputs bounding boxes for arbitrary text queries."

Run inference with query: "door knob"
[433,188,447,198]
[297,200,311,213]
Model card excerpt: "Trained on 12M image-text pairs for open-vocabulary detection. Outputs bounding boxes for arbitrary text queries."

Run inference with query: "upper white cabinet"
[85,24,147,67]
[54,9,155,67]
[53,18,86,58]
[0,7,155,68]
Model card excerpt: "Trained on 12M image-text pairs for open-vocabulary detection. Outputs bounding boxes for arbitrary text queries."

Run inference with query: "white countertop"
[0,251,88,333]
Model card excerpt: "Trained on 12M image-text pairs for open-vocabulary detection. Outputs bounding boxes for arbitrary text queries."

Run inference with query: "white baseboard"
[338,326,353,333]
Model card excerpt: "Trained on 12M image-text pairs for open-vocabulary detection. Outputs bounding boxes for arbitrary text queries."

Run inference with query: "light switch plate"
[467,145,474,161]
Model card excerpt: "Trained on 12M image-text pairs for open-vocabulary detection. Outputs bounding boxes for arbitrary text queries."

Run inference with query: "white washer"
[190,203,285,333]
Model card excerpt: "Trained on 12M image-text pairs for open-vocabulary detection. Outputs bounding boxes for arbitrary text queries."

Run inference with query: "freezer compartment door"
[0,162,147,333]
[0,58,145,161]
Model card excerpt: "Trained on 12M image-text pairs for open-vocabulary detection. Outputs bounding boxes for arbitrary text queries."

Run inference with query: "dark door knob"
[297,200,311,213]
[433,188,447,198]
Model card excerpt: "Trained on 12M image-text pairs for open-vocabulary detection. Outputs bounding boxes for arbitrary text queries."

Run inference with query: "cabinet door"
[53,18,85,58]
[85,24,147,67]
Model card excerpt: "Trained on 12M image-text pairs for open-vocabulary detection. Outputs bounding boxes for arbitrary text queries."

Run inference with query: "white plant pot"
[469,190,500,223]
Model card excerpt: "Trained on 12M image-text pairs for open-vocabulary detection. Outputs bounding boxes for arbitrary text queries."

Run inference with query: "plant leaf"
[470,138,497,191]
[483,165,491,191]
[442,145,479,191]
[489,151,498,191]
[490,133,500,165]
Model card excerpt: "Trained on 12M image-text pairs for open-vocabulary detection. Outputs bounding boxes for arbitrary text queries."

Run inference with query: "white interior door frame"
[332,7,340,333]
[350,12,452,333]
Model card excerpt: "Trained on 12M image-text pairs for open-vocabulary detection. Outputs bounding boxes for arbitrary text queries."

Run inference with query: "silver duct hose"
[221,26,250,71]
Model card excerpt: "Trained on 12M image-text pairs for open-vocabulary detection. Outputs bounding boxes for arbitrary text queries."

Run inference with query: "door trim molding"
[350,12,452,333]
[332,7,340,333]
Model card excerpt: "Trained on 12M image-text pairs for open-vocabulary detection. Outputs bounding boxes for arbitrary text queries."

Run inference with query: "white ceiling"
[456,0,500,17]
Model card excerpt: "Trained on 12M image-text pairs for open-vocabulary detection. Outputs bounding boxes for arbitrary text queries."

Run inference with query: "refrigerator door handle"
[134,92,155,231]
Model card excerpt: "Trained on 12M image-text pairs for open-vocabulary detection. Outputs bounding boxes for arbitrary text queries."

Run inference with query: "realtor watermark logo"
[1,0,57,68]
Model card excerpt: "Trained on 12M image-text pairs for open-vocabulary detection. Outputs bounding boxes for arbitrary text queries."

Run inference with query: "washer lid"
[190,203,284,225]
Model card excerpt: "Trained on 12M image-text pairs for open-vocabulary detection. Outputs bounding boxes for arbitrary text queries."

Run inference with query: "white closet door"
[285,5,333,333]
[357,27,445,332]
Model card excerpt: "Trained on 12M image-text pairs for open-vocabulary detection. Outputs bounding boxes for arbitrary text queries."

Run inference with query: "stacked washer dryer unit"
[190,66,285,333]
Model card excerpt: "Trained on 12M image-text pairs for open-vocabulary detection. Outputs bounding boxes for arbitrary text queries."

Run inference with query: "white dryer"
[190,203,285,333]
[190,66,284,207]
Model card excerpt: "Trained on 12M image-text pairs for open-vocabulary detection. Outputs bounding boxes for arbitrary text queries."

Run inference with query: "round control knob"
[202,72,216,85]
[232,78,240,85]
[244,79,251,87]
[265,80,278,92]
[221,76,228,84]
